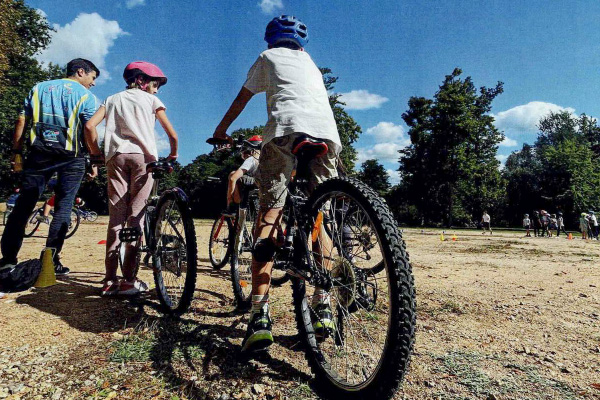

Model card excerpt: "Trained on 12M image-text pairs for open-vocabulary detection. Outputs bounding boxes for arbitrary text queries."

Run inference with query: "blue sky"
[27,0,600,184]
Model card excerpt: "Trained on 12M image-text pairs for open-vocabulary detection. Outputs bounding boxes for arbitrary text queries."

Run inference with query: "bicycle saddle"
[146,161,174,173]
[292,135,328,160]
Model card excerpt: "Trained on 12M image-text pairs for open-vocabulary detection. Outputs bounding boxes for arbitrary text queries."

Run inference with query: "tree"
[397,68,505,226]
[0,1,63,198]
[357,159,390,196]
[320,68,362,172]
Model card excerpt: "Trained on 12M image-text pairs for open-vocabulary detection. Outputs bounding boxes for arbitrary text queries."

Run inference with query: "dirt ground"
[0,217,599,400]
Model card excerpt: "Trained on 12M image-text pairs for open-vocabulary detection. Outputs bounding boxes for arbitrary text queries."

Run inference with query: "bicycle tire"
[291,177,416,399]
[65,208,80,239]
[23,210,42,237]
[209,216,232,269]
[3,210,10,225]
[270,255,290,286]
[152,191,198,316]
[88,211,98,222]
[230,211,254,310]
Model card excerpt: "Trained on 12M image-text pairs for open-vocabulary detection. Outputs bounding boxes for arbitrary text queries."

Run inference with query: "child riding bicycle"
[84,61,178,296]
[226,135,262,214]
[212,15,342,353]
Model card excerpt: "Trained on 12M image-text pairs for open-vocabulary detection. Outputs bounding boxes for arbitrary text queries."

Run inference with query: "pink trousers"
[105,153,154,281]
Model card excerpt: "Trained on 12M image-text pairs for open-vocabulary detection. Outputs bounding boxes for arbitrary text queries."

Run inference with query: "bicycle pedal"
[119,227,142,242]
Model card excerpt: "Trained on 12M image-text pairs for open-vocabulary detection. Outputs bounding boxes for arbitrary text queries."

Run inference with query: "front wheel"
[152,190,198,316]
[209,216,232,269]
[65,209,80,239]
[292,177,416,399]
[23,209,42,237]
[87,211,98,222]
[230,210,254,310]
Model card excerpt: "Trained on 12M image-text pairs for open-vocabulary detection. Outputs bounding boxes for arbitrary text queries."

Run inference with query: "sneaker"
[101,280,120,296]
[312,303,335,340]
[0,258,17,272]
[241,309,274,353]
[36,215,50,224]
[118,279,148,295]
[54,260,70,276]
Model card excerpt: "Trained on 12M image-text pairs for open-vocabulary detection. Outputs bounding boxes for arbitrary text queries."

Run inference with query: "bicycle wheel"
[87,211,98,222]
[23,209,42,237]
[65,209,80,239]
[270,253,290,286]
[209,216,232,269]
[3,209,10,225]
[230,208,255,310]
[152,191,198,315]
[292,177,416,399]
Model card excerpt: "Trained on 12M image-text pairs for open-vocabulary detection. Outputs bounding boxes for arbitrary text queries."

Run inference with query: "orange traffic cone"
[567,233,573,240]
[452,234,457,241]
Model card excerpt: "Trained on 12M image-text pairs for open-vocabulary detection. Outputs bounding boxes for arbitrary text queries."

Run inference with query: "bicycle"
[209,135,416,399]
[23,206,80,239]
[74,205,98,222]
[115,160,198,315]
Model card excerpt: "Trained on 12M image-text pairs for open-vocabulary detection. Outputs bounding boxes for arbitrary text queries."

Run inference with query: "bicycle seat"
[292,135,328,160]
[146,161,174,174]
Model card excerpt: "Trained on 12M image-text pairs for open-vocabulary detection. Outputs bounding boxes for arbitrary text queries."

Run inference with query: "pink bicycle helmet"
[123,61,168,87]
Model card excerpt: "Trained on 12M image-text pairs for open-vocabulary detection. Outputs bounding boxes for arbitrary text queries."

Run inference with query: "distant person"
[532,211,542,237]
[580,213,589,240]
[548,214,558,237]
[523,213,531,237]
[85,61,178,296]
[556,211,567,237]
[540,210,550,237]
[589,211,598,240]
[0,58,99,275]
[481,211,492,234]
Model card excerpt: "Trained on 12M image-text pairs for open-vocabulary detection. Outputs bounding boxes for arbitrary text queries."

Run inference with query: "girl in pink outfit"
[84,62,178,296]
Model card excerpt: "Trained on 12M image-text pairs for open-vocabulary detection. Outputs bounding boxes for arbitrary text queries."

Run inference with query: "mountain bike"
[115,160,198,315]
[74,205,98,222]
[209,136,416,399]
[23,206,80,239]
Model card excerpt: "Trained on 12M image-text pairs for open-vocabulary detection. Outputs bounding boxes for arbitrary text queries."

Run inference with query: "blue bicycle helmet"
[264,15,308,48]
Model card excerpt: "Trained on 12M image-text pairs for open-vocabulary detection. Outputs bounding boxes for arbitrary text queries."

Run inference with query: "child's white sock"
[251,294,269,319]
[311,287,330,307]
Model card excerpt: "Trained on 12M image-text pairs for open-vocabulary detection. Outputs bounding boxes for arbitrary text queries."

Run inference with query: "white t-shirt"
[240,156,259,177]
[243,48,341,153]
[102,88,165,162]
[482,213,491,223]
[591,214,598,226]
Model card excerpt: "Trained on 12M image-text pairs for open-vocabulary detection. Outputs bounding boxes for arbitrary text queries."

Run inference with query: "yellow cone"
[34,247,56,288]
[440,233,445,241]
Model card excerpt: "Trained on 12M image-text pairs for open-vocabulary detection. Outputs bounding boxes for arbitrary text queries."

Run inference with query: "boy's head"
[241,135,262,159]
[123,61,168,93]
[265,15,308,49]
[67,58,99,89]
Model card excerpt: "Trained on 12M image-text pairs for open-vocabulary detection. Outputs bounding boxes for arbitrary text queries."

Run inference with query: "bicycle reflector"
[311,211,323,242]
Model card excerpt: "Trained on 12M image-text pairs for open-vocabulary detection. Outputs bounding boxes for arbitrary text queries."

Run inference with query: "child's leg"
[122,154,154,281]
[105,156,130,281]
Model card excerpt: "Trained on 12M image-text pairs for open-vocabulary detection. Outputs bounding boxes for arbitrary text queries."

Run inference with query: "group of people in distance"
[522,210,598,239]
[1,15,340,354]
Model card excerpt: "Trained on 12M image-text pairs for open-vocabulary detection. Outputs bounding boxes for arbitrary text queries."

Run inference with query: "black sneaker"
[241,308,274,353]
[54,260,70,276]
[0,258,17,272]
[312,303,335,340]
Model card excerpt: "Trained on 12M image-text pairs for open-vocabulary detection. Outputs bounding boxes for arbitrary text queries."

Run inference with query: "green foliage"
[504,111,600,227]
[0,0,64,197]
[357,159,390,196]
[395,68,505,226]
[320,68,362,172]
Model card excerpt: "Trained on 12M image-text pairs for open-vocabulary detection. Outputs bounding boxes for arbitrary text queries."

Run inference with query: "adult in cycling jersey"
[0,58,99,276]
[212,16,341,353]
[226,135,262,213]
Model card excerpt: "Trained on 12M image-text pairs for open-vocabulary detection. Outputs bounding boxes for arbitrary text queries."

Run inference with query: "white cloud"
[496,154,508,168]
[493,101,576,134]
[366,121,407,143]
[155,130,170,155]
[500,136,518,147]
[339,90,389,110]
[36,12,127,84]
[126,0,146,8]
[358,142,404,164]
[35,8,47,19]
[386,169,401,186]
[259,0,283,14]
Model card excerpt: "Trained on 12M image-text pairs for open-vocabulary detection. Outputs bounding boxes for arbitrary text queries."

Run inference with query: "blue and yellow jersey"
[22,78,98,157]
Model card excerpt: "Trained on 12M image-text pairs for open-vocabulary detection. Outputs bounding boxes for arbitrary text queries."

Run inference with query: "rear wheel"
[292,177,416,399]
[209,216,232,269]
[65,209,80,239]
[23,209,42,237]
[87,211,98,222]
[230,208,255,310]
[152,192,198,316]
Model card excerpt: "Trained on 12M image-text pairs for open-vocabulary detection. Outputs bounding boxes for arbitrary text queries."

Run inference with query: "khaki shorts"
[256,133,338,209]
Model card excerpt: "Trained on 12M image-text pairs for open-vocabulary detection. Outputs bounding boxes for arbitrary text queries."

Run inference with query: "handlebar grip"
[206,137,230,146]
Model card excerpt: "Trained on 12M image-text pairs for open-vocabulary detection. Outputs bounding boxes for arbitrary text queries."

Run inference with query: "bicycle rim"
[24,210,42,237]
[153,194,198,315]
[209,216,231,269]
[65,209,80,239]
[293,177,415,398]
[231,212,254,309]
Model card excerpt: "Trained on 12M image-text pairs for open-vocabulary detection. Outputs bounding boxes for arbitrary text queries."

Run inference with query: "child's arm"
[227,168,245,205]
[156,109,178,160]
[213,87,254,142]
